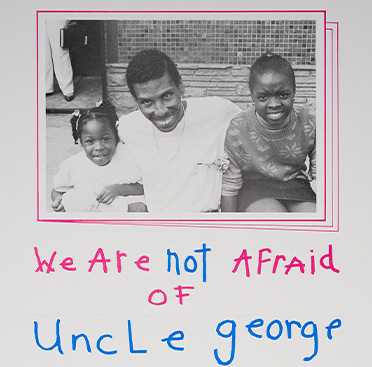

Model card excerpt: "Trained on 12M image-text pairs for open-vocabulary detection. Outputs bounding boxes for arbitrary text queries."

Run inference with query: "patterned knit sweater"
[222,106,316,196]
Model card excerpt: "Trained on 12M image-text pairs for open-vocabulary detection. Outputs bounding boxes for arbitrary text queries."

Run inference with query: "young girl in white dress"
[51,101,147,212]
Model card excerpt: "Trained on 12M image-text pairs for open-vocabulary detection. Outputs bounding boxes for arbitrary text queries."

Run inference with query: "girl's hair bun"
[89,100,118,123]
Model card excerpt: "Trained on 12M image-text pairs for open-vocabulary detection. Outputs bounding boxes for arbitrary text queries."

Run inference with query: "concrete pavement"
[46,113,82,212]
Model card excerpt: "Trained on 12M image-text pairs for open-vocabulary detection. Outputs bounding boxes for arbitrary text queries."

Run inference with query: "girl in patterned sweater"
[222,53,316,212]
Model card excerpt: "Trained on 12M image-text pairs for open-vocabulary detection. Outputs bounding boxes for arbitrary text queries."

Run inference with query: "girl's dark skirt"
[238,178,316,212]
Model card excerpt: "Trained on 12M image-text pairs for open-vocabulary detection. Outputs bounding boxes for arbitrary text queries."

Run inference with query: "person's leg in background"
[45,20,74,101]
[45,26,55,95]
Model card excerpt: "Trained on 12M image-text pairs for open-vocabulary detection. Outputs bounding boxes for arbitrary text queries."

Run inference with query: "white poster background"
[1,1,371,366]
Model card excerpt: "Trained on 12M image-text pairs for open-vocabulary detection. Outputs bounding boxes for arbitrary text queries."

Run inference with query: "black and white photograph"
[39,11,326,222]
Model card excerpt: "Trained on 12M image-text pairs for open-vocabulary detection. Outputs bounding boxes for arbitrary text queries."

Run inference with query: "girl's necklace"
[152,102,186,161]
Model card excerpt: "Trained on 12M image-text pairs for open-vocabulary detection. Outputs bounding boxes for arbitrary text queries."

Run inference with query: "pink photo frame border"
[37,11,339,232]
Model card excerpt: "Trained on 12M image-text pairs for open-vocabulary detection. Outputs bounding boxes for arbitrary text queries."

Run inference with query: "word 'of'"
[34,317,341,363]
[34,244,210,306]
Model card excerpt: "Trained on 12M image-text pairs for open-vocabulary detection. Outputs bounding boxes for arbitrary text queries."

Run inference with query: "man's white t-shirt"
[118,97,241,212]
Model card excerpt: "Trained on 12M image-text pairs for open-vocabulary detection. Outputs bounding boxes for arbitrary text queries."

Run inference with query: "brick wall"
[115,20,316,66]
[106,63,316,116]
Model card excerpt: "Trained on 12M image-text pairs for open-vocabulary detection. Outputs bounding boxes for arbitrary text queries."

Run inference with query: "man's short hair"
[126,49,182,98]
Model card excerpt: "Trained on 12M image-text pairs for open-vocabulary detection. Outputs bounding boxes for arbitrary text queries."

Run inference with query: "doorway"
[46,20,105,113]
